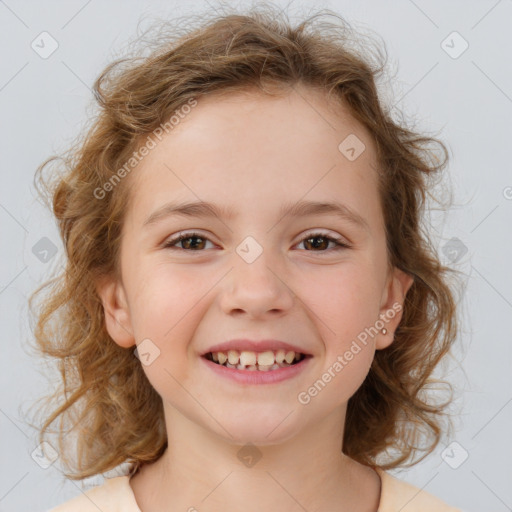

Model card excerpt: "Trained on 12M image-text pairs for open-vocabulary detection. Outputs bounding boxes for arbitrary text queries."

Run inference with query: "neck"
[129,404,381,511]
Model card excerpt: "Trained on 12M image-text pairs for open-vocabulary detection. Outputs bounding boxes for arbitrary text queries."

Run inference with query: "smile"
[201,349,312,385]
[204,349,306,371]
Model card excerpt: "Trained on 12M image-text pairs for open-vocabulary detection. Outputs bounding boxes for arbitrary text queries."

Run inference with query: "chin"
[212,412,304,447]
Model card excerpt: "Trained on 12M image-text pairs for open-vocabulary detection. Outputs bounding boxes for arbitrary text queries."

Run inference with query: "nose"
[219,250,294,319]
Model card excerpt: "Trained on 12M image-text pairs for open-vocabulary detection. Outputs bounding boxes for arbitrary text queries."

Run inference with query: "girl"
[31,5,463,511]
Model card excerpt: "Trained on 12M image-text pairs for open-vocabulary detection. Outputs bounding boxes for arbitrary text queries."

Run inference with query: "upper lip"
[201,339,312,356]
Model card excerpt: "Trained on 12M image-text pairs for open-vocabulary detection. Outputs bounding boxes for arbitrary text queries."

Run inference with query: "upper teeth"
[211,350,300,366]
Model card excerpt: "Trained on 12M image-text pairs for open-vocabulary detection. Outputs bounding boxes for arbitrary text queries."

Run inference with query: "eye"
[295,231,351,252]
[162,232,214,251]
[162,231,350,252]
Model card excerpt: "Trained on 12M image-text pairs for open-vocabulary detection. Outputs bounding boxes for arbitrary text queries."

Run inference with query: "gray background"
[1,0,511,510]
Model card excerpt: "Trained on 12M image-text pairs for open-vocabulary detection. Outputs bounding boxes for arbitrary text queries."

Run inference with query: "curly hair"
[28,3,457,480]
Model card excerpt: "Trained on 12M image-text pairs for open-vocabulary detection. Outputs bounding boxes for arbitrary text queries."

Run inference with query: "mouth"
[202,349,310,372]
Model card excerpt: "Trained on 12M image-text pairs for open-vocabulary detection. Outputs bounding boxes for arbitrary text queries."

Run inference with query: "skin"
[97,84,413,512]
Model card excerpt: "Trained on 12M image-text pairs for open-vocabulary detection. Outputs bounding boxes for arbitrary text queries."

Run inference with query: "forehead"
[125,85,381,228]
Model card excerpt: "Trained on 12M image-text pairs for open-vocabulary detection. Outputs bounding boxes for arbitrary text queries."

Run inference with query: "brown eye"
[303,235,330,251]
[179,235,206,250]
[163,232,213,250]
[162,231,350,253]
[297,232,350,252]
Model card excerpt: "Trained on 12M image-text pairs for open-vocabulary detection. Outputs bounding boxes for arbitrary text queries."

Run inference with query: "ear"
[95,275,135,348]
[376,267,414,350]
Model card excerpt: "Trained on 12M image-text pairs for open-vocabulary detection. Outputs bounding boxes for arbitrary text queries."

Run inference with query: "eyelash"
[162,231,351,253]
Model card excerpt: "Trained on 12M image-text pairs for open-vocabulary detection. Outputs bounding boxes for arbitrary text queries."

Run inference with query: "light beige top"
[49,468,463,511]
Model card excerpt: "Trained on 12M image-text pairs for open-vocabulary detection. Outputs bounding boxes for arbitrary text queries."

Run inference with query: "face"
[98,85,412,445]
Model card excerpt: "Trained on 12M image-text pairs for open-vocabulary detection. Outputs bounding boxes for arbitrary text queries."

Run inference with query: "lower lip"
[200,355,312,384]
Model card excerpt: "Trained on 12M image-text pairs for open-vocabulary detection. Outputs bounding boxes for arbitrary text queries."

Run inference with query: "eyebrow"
[143,199,370,231]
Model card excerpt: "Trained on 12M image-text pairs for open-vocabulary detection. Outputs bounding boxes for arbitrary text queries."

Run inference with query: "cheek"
[127,261,206,338]
[305,262,383,348]
[298,262,381,400]
[126,265,210,399]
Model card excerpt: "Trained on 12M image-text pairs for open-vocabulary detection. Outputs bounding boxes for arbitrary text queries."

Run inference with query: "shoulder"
[376,468,462,512]
[48,475,140,512]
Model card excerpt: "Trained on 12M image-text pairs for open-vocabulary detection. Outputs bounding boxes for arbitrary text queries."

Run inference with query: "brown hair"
[28,3,457,479]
